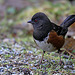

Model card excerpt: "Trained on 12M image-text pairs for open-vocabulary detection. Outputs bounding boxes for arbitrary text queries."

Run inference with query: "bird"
[27,12,75,65]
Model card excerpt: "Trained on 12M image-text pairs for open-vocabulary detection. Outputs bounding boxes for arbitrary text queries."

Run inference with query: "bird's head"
[27,12,51,30]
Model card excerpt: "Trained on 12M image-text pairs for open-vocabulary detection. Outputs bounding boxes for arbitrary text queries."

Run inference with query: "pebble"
[0,67,4,72]
[53,73,62,75]
[31,67,37,70]
[27,51,33,54]
[51,60,55,63]
[71,70,75,73]
[63,65,67,69]
[0,51,3,54]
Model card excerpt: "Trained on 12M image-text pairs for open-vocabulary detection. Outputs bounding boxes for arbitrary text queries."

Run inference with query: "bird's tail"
[60,15,75,28]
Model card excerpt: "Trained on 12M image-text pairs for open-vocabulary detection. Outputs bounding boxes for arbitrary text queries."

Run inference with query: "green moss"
[5,54,11,58]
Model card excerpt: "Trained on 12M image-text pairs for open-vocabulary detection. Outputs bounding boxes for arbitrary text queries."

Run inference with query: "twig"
[64,49,75,58]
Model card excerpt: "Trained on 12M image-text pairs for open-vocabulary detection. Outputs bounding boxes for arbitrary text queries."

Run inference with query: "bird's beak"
[27,20,32,23]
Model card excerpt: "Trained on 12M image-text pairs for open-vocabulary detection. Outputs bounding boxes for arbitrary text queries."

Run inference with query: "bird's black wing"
[60,15,75,28]
[52,22,67,36]
[60,15,75,36]
[51,15,75,36]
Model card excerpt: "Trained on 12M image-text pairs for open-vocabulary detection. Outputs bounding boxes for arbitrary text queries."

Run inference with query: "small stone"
[71,70,75,74]
[0,67,4,72]
[65,61,73,65]
[30,64,33,66]
[68,65,74,69]
[51,60,55,63]
[31,67,37,70]
[64,65,67,69]
[27,51,33,54]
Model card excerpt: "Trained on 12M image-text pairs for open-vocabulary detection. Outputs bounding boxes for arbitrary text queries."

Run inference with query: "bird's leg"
[34,51,45,66]
[59,53,61,65]
[58,49,62,65]
[40,51,45,64]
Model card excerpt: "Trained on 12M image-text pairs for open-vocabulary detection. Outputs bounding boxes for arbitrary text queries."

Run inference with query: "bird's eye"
[34,19,37,22]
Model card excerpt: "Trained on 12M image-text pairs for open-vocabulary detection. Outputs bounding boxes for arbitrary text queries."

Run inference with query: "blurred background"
[0,0,75,40]
[0,0,75,75]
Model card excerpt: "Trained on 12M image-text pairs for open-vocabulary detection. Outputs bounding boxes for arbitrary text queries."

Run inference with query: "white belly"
[34,36,56,52]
